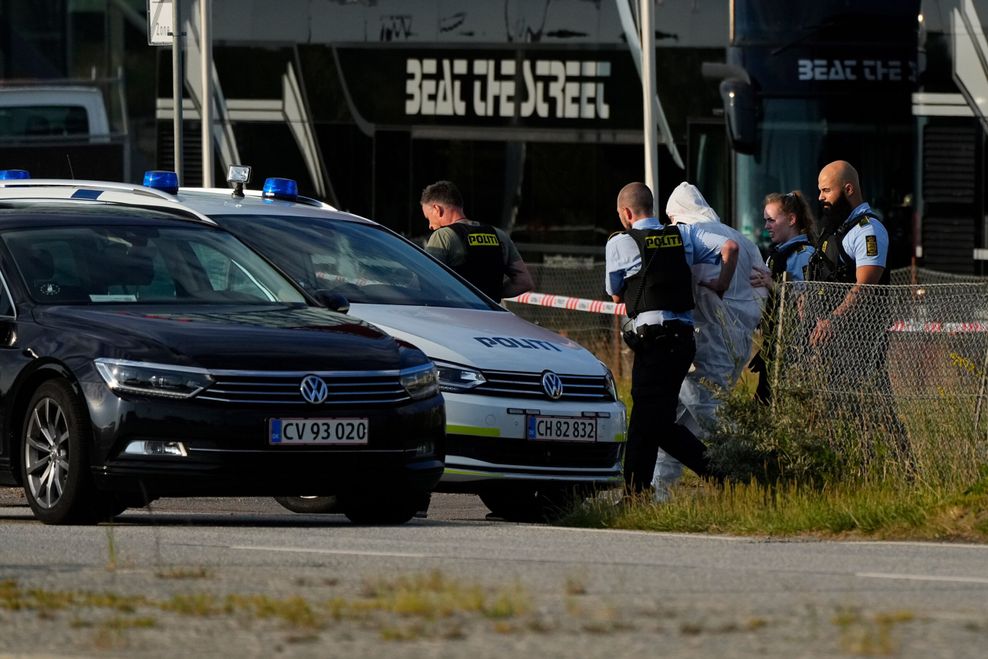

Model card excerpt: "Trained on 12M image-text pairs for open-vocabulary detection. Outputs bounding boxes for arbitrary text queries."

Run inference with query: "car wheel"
[480,485,590,522]
[339,488,419,525]
[21,380,102,525]
[273,495,341,514]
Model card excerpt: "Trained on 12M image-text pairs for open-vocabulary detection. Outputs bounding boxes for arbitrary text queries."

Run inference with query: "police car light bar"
[143,170,179,195]
[0,169,31,180]
[262,177,298,202]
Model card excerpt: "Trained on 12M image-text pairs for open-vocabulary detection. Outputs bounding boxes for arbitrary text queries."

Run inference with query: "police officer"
[754,190,816,288]
[808,160,889,345]
[749,190,816,403]
[806,161,910,463]
[605,182,738,494]
[420,180,533,300]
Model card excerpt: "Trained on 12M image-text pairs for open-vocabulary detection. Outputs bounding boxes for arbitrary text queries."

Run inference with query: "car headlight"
[94,358,213,399]
[434,361,486,392]
[399,362,440,400]
[601,363,619,401]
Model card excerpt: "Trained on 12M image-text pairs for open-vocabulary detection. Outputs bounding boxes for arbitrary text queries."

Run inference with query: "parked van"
[0,86,110,141]
[0,84,125,180]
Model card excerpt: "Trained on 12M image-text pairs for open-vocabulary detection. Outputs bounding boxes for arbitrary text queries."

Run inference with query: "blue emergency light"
[262,177,298,201]
[0,169,31,180]
[143,170,179,195]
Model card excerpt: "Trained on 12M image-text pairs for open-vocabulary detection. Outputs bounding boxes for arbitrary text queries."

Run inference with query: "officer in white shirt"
[605,182,738,495]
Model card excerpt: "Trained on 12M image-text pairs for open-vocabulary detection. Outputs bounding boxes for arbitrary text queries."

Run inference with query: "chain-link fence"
[767,279,988,483]
[890,267,988,285]
[506,263,988,483]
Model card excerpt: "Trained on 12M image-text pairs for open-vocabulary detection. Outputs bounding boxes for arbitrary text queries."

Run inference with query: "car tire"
[273,495,341,514]
[20,379,103,525]
[339,488,419,525]
[480,485,590,522]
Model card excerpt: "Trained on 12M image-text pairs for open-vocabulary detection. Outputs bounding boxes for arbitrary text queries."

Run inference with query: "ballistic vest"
[807,214,890,284]
[767,237,811,280]
[447,221,507,300]
[621,226,694,318]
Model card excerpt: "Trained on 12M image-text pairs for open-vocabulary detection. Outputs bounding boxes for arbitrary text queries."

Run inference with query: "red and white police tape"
[505,292,626,316]
[505,293,988,333]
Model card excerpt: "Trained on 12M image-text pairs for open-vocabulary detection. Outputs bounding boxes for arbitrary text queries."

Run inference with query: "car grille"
[446,435,621,469]
[476,370,612,401]
[197,370,409,406]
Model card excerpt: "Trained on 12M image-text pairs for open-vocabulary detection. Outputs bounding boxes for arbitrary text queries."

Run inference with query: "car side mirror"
[314,290,349,314]
[719,78,758,155]
[702,62,759,156]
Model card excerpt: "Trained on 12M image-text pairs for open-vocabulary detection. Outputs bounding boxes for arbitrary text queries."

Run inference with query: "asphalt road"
[1,489,987,658]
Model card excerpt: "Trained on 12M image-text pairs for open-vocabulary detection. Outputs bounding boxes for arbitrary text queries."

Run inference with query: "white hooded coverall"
[652,182,767,499]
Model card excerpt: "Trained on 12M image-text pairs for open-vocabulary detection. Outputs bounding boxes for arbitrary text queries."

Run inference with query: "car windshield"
[213,214,498,310]
[3,224,308,305]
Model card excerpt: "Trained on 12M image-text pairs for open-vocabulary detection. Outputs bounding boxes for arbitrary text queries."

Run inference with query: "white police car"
[65,167,625,520]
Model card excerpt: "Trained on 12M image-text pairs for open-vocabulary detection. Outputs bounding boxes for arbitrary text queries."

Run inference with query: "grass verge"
[564,473,988,541]
[596,369,988,541]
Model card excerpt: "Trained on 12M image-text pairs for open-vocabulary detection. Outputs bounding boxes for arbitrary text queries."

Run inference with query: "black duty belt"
[635,320,694,341]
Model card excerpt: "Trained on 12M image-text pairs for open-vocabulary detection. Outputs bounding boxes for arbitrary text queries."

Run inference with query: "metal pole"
[640,0,658,214]
[615,0,684,171]
[199,0,213,187]
[172,0,183,179]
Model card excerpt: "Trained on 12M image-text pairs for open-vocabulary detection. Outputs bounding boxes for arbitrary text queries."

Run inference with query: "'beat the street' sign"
[405,57,612,120]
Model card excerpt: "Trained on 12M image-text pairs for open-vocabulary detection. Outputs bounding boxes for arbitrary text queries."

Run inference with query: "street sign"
[147,0,176,46]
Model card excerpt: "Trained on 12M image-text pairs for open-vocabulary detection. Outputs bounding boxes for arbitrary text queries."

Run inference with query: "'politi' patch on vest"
[644,233,684,249]
[467,232,500,247]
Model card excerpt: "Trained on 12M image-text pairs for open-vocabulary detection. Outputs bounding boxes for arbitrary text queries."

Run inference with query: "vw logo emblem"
[541,371,564,400]
[300,375,329,404]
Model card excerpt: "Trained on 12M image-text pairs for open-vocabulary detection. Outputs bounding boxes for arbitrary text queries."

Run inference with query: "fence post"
[769,277,789,413]
[975,344,988,434]
[613,314,623,381]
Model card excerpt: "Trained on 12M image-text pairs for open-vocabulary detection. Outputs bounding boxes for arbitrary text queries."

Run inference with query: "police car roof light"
[0,169,31,180]
[143,170,179,195]
[227,165,251,199]
[262,177,298,201]
[227,165,251,184]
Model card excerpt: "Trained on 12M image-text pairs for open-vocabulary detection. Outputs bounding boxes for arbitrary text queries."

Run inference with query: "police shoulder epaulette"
[858,216,870,227]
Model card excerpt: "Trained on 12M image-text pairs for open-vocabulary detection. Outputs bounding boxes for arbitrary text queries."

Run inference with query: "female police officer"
[749,190,816,403]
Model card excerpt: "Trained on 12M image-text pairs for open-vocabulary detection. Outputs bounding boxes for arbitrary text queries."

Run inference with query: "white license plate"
[269,418,369,445]
[526,416,597,442]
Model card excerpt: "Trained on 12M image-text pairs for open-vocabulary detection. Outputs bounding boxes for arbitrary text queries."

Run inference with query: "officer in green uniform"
[420,180,533,301]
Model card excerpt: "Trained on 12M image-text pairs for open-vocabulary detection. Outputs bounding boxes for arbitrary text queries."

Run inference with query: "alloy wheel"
[23,397,71,509]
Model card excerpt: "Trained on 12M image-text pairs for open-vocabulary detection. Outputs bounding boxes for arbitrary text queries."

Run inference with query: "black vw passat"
[0,185,444,525]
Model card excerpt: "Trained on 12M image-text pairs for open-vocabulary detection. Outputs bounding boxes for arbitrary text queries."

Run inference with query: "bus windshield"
[734,1,918,43]
[734,98,913,247]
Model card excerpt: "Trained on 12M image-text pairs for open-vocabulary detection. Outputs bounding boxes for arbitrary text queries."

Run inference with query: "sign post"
[200,0,213,188]
[147,0,184,180]
[640,0,658,213]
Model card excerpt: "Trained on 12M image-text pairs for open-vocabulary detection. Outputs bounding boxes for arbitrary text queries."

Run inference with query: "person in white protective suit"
[652,182,768,501]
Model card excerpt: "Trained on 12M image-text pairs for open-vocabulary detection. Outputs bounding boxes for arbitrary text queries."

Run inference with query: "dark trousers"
[624,322,714,493]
